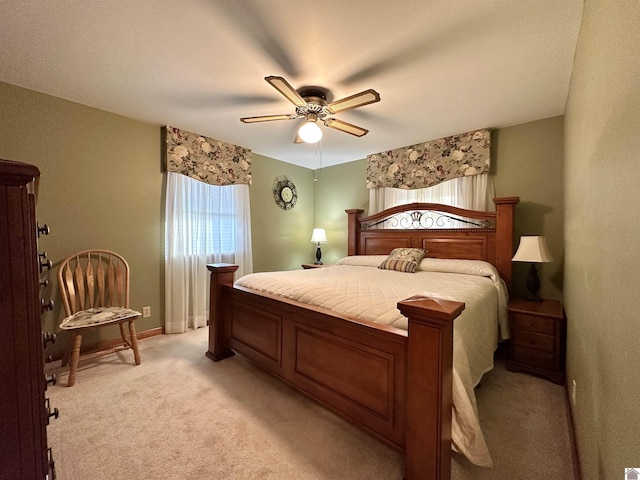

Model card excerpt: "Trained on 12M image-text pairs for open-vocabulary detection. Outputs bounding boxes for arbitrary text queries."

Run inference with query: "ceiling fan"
[240,76,381,144]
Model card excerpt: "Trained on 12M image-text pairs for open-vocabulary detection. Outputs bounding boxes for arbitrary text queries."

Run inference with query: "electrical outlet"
[142,306,151,318]
[571,379,577,406]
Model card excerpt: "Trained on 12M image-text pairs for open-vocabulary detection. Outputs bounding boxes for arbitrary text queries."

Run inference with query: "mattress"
[234,256,509,467]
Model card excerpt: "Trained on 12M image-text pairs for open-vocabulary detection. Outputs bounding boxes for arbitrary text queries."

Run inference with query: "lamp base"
[525,263,542,302]
[314,245,323,265]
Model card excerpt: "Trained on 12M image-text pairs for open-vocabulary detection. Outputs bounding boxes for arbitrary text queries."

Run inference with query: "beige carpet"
[46,328,575,479]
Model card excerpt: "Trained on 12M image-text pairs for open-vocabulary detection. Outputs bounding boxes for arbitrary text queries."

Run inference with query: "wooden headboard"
[346,197,519,288]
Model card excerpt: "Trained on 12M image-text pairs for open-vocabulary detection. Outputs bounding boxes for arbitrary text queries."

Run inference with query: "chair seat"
[60,306,141,330]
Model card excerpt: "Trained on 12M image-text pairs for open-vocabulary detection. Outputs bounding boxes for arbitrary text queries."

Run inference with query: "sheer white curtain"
[368,173,495,215]
[165,172,252,333]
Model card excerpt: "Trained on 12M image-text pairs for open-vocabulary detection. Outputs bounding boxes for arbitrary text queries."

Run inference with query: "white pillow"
[418,258,501,284]
[335,255,388,267]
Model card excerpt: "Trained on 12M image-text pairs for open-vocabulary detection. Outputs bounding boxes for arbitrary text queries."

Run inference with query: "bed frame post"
[493,196,520,288]
[205,263,239,362]
[345,209,365,255]
[397,295,465,480]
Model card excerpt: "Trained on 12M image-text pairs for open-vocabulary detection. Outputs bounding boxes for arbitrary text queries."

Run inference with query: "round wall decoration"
[272,175,298,210]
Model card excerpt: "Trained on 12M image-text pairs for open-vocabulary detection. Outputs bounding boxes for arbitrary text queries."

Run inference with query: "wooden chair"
[57,249,141,386]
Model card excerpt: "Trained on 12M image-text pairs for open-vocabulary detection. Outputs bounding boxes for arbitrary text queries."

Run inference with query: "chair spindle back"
[58,250,130,316]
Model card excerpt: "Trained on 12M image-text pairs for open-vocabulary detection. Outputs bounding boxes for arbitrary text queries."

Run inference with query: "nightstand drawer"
[512,313,555,335]
[513,330,554,352]
[513,346,555,370]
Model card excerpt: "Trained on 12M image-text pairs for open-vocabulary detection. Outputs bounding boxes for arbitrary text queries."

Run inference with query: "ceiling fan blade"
[265,75,307,107]
[327,89,380,114]
[324,118,369,137]
[240,114,295,123]
[211,2,299,77]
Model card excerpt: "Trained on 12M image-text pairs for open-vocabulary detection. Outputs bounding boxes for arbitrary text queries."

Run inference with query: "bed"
[206,197,519,480]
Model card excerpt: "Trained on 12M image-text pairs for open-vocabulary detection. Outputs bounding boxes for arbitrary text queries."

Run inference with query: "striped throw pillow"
[378,248,426,273]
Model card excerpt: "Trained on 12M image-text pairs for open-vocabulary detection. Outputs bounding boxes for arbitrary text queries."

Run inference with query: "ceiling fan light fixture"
[241,76,379,143]
[298,116,323,144]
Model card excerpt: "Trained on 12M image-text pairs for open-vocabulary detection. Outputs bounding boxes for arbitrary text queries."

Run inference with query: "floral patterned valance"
[366,129,491,189]
[163,126,252,186]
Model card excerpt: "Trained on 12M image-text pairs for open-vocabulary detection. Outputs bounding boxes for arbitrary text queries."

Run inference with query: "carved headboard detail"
[346,197,519,288]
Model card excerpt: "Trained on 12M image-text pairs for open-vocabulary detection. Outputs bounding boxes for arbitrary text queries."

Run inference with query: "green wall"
[492,117,565,301]
[250,153,315,272]
[564,1,640,478]
[0,82,163,357]
[312,159,369,264]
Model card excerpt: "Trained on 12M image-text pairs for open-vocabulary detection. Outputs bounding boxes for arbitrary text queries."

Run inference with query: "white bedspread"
[234,256,509,467]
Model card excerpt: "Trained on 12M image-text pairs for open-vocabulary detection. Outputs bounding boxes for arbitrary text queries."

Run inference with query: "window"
[175,191,237,257]
[165,172,252,333]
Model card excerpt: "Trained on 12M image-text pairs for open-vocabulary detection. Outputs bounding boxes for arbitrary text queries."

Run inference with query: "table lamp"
[310,228,327,265]
[512,236,553,301]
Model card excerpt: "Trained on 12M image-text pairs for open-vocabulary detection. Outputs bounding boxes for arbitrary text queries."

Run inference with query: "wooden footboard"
[206,264,464,480]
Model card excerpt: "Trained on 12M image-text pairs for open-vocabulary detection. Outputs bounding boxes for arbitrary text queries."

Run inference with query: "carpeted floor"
[46,328,575,479]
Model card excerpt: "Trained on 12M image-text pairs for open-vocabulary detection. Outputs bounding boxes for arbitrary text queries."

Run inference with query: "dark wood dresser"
[0,159,57,479]
[507,298,566,385]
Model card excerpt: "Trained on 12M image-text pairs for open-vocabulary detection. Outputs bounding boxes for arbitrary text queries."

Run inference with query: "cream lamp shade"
[310,228,328,244]
[512,236,553,302]
[512,236,553,263]
[310,228,327,264]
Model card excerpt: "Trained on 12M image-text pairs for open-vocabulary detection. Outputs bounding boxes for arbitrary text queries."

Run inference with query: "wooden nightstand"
[507,299,566,384]
[301,263,333,269]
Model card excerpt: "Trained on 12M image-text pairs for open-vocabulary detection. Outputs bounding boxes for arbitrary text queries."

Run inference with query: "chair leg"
[67,331,83,387]
[119,322,128,346]
[128,320,141,365]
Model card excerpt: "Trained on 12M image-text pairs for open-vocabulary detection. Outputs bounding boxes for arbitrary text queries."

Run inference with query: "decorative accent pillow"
[378,248,426,273]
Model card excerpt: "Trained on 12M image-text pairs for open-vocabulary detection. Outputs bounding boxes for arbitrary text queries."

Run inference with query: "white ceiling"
[0,0,583,169]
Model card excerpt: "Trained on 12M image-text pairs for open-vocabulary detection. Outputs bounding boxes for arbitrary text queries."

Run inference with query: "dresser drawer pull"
[45,398,59,424]
[45,373,57,387]
[47,447,57,480]
[39,257,53,273]
[37,223,51,237]
[41,298,55,314]
[42,331,57,348]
